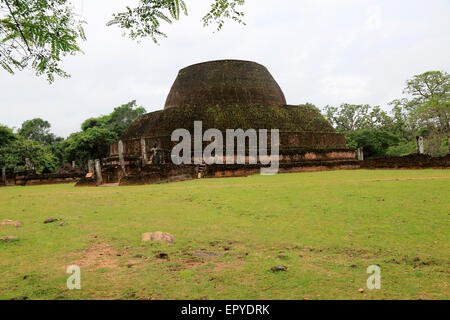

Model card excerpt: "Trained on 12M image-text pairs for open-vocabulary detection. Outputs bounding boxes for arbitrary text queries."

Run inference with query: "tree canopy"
[324,71,449,158]
[0,124,16,148]
[63,127,117,168]
[0,135,58,173]
[80,100,146,136]
[107,0,245,43]
[0,70,448,172]
[404,71,449,138]
[0,100,146,171]
[1,0,246,82]
[18,118,59,145]
[63,100,146,166]
[0,0,86,82]
[324,104,392,132]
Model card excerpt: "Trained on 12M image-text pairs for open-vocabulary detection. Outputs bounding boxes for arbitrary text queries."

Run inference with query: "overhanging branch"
[3,0,32,53]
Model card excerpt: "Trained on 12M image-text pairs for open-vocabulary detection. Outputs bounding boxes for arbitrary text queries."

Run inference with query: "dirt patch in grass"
[180,257,204,268]
[72,242,120,270]
[209,260,246,273]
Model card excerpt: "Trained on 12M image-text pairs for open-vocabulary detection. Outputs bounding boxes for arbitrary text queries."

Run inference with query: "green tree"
[324,104,393,132]
[323,104,406,158]
[18,118,59,145]
[387,102,415,141]
[1,0,245,81]
[0,124,16,148]
[81,100,146,137]
[106,100,147,137]
[386,140,417,157]
[44,136,65,165]
[345,129,400,158]
[0,0,86,82]
[81,116,110,132]
[0,135,58,173]
[404,71,449,152]
[64,100,146,166]
[107,0,245,43]
[63,127,118,167]
[390,71,450,155]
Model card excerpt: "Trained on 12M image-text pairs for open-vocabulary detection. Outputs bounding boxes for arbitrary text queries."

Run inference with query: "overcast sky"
[1,0,449,137]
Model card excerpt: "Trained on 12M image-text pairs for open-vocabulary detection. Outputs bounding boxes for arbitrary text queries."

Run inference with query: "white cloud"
[366,5,382,31]
[321,75,369,103]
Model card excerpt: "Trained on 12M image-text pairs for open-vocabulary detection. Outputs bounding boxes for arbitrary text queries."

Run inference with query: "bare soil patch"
[72,242,120,270]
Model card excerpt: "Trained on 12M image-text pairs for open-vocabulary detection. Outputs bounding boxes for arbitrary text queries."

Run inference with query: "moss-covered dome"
[164,60,286,109]
[114,60,347,154]
[121,104,336,140]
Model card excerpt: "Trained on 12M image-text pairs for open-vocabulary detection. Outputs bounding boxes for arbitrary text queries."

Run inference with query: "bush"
[345,129,400,158]
[386,141,417,157]
[0,136,59,173]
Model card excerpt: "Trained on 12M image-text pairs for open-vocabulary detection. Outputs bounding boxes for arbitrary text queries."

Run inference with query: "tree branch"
[3,0,32,53]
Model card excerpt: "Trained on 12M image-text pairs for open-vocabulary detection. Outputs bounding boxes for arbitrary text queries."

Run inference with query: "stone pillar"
[416,136,424,154]
[118,140,126,175]
[25,158,34,171]
[88,160,94,173]
[1,167,5,185]
[448,137,450,155]
[357,147,364,161]
[95,159,103,186]
[140,138,148,164]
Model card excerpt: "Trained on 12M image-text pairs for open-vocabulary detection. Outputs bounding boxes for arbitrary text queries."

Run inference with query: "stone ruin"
[1,60,448,188]
[0,60,450,186]
[88,59,358,186]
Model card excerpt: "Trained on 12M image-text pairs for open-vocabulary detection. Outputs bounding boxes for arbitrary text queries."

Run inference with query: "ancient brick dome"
[114,59,349,156]
[102,59,354,186]
[164,60,287,109]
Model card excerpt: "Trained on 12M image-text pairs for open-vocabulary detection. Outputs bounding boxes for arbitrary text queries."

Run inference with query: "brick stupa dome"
[100,59,355,186]
[164,60,287,109]
[113,59,348,159]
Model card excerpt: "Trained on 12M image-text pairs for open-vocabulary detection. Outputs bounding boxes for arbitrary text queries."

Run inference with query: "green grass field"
[0,169,449,300]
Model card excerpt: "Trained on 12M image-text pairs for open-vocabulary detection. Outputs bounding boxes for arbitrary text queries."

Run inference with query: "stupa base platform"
[106,160,361,186]
[97,147,356,185]
[83,153,450,187]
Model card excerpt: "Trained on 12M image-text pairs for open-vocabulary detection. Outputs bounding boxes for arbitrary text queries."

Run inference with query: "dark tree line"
[1,71,448,173]
[0,100,146,173]
[323,71,449,158]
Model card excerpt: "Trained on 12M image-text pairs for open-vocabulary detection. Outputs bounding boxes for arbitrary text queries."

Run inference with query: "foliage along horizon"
[0,100,146,173]
[0,70,448,173]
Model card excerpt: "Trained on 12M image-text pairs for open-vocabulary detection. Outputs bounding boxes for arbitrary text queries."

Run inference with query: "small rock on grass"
[1,220,21,228]
[58,222,67,226]
[358,288,364,293]
[141,231,175,244]
[0,236,19,242]
[44,218,58,224]
[271,266,288,272]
